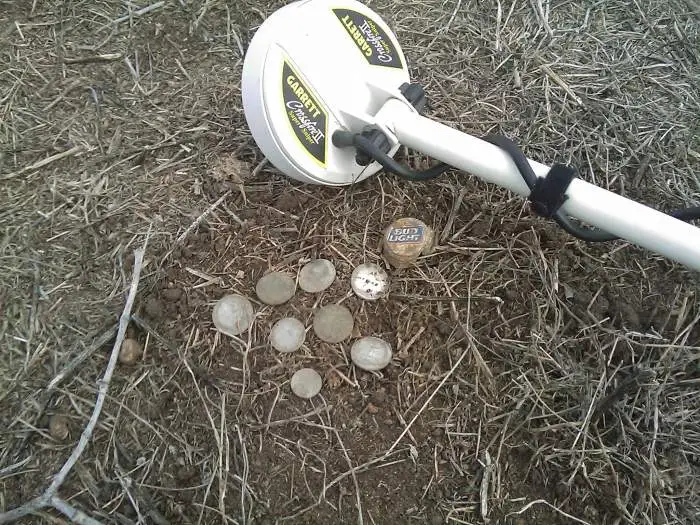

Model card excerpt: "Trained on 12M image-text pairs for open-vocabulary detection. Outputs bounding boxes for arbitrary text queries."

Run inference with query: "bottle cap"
[382,217,434,268]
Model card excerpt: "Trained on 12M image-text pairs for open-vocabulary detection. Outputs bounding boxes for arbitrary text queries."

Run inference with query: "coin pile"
[212,259,393,399]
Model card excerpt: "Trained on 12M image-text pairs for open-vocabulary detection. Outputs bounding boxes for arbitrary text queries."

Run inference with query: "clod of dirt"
[351,336,392,371]
[119,338,142,365]
[255,272,296,305]
[175,465,198,482]
[299,259,336,293]
[613,301,642,330]
[503,288,518,301]
[470,219,491,237]
[270,317,306,353]
[290,368,322,399]
[49,415,69,440]
[436,321,453,336]
[429,511,444,525]
[212,294,255,336]
[274,192,308,211]
[144,297,164,319]
[162,287,183,302]
[371,388,387,404]
[313,304,354,343]
[211,154,249,183]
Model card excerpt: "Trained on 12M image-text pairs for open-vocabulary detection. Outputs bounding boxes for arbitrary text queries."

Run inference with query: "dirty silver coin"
[350,263,389,300]
[256,272,296,305]
[299,259,336,293]
[212,294,255,336]
[313,304,354,343]
[270,317,306,353]
[290,368,322,399]
[351,336,392,371]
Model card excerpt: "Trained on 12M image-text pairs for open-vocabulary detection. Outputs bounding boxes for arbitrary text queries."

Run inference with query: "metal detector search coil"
[242,0,410,185]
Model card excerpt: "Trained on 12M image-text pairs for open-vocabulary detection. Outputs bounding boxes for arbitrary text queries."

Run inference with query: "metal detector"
[242,0,700,271]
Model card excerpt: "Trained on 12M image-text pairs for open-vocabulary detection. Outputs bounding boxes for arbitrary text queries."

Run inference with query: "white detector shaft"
[377,99,700,271]
[242,0,700,271]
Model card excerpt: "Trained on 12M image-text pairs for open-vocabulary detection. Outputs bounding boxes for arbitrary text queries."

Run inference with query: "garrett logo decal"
[282,61,328,166]
[387,226,424,244]
[333,8,402,69]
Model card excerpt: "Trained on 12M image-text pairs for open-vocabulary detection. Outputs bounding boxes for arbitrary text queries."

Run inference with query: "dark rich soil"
[1,1,699,525]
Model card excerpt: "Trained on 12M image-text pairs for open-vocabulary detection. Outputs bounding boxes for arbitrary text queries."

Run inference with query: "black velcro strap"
[529,164,577,217]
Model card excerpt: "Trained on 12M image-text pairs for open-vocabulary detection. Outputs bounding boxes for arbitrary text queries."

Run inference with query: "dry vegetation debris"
[1,1,699,524]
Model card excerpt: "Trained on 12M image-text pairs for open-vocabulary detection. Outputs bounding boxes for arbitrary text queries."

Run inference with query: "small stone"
[162,288,183,301]
[299,259,336,293]
[119,338,142,365]
[175,465,198,482]
[144,297,163,319]
[255,272,296,305]
[49,415,69,440]
[367,403,379,414]
[313,304,354,343]
[270,317,305,353]
[212,294,255,336]
[290,368,322,399]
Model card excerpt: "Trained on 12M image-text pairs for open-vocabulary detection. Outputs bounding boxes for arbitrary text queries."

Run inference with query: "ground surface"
[1,1,700,524]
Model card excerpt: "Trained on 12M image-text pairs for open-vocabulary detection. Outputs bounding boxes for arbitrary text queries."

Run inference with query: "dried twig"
[385,343,472,457]
[110,1,165,26]
[0,238,148,524]
[175,191,232,244]
[508,498,591,525]
[480,451,493,519]
[1,145,86,180]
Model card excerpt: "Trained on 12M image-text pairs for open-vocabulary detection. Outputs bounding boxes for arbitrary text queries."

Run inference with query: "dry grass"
[1,1,699,524]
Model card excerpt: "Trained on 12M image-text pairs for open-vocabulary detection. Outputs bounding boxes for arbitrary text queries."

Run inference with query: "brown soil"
[1,1,699,525]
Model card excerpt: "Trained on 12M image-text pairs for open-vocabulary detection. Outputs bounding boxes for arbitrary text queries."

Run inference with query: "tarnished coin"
[256,272,296,305]
[290,368,322,399]
[313,304,354,343]
[351,263,389,301]
[299,259,336,293]
[270,317,306,353]
[213,294,255,336]
[351,336,392,371]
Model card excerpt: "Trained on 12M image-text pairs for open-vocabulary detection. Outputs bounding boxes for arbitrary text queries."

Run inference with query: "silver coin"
[351,336,393,371]
[350,263,389,300]
[256,272,296,305]
[270,317,306,353]
[299,259,336,293]
[212,294,255,336]
[313,304,354,343]
[290,368,322,399]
